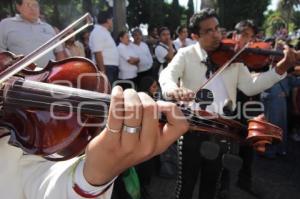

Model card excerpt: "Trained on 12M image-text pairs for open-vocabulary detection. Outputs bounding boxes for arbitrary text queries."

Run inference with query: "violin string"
[0,94,231,132]
[0,82,231,130]
[1,81,112,102]
[1,85,231,130]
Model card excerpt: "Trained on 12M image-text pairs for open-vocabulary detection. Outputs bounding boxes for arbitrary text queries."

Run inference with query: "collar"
[158,42,169,49]
[193,42,208,62]
[13,14,43,24]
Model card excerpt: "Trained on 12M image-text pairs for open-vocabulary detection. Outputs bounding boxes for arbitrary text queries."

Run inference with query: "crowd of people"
[1,0,300,199]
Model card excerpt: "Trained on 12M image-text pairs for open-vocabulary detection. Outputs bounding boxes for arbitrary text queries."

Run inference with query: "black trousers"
[175,132,233,199]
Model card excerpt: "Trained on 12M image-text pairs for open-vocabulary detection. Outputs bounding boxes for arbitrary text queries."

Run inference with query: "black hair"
[176,25,187,35]
[132,28,142,37]
[188,8,218,35]
[137,76,156,96]
[97,9,113,24]
[148,25,157,34]
[235,20,258,35]
[15,0,39,5]
[117,30,128,44]
[158,26,170,37]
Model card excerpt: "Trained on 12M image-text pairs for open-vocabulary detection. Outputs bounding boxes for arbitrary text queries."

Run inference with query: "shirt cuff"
[272,67,287,80]
[73,158,116,197]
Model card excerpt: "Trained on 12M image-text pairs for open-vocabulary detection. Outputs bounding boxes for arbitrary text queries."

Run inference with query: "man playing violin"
[0,0,66,69]
[159,8,300,199]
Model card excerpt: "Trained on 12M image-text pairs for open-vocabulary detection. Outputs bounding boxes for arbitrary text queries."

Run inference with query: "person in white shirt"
[0,84,189,199]
[153,27,176,80]
[173,25,195,50]
[159,8,300,199]
[64,29,86,58]
[0,0,66,69]
[131,28,154,85]
[89,9,119,86]
[117,30,140,90]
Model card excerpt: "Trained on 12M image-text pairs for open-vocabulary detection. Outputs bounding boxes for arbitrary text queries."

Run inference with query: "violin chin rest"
[200,141,220,160]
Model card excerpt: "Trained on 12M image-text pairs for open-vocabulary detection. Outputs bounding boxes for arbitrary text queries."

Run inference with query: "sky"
[177,0,280,11]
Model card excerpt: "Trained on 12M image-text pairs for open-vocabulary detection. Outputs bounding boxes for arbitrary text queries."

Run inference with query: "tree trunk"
[9,0,14,15]
[82,0,93,15]
[113,0,127,40]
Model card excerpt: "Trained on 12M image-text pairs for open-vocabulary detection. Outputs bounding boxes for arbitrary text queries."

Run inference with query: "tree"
[168,0,182,34]
[127,0,149,28]
[186,0,194,24]
[278,0,300,31]
[263,10,287,36]
[216,0,270,30]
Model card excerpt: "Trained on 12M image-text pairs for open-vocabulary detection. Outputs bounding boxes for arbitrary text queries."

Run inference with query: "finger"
[138,92,159,155]
[121,89,143,146]
[155,101,189,153]
[176,89,183,100]
[104,86,124,141]
[172,90,180,101]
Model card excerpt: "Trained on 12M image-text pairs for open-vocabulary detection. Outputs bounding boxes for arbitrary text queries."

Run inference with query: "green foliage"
[216,0,270,30]
[263,10,287,36]
[262,0,300,36]
[127,0,187,35]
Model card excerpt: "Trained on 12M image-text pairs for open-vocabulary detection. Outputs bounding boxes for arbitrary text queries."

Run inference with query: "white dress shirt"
[0,136,113,199]
[117,42,138,79]
[173,38,195,50]
[132,42,153,72]
[89,24,119,66]
[159,42,286,111]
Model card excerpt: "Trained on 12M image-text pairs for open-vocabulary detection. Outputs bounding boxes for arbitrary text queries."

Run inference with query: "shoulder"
[0,17,17,29]
[141,42,148,48]
[41,22,56,34]
[178,44,195,55]
[118,43,126,50]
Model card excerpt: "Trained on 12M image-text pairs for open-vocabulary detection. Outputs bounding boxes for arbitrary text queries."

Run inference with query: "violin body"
[0,57,110,160]
[210,39,283,70]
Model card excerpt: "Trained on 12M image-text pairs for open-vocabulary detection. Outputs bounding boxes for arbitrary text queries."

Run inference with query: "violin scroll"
[247,114,282,153]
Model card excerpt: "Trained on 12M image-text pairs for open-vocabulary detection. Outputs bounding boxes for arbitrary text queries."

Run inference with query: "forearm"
[95,52,105,72]
[275,59,289,75]
[165,49,174,62]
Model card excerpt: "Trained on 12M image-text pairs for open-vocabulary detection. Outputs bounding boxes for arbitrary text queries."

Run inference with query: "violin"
[210,39,287,70]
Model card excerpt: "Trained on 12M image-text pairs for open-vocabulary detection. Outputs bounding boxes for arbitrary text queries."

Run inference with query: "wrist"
[275,62,289,75]
[72,158,116,198]
[83,159,115,186]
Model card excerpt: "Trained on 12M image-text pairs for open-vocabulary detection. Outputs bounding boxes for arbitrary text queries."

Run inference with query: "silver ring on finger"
[123,125,141,134]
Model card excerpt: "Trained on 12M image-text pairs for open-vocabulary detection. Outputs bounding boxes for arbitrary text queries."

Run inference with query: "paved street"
[148,139,300,199]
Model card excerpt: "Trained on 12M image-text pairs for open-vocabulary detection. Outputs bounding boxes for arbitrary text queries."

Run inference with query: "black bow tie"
[202,56,218,79]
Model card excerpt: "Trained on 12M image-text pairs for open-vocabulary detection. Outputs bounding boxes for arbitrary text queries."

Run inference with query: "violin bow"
[197,42,250,91]
[0,13,93,84]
